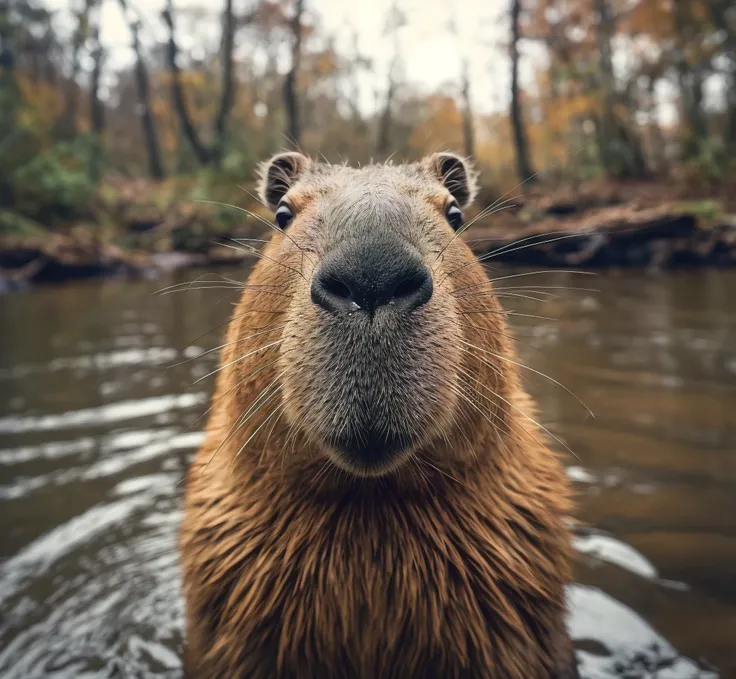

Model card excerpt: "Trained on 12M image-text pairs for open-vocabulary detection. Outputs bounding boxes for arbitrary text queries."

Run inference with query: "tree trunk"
[646,76,665,174]
[0,0,16,207]
[707,0,736,151]
[66,0,94,137]
[162,0,211,165]
[89,19,104,180]
[284,0,304,147]
[212,0,235,167]
[460,59,475,158]
[510,0,535,182]
[376,61,396,156]
[593,0,617,172]
[594,0,647,177]
[42,18,58,85]
[673,0,708,158]
[129,17,165,178]
[0,0,13,76]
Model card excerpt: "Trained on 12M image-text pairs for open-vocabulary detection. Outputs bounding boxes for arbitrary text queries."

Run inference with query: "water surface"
[1,268,734,678]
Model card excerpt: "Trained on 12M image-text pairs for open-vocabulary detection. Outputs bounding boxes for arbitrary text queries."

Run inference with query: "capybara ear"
[258,152,312,210]
[422,152,478,208]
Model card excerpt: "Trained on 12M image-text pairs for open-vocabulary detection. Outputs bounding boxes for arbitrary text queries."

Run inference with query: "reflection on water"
[1,268,734,679]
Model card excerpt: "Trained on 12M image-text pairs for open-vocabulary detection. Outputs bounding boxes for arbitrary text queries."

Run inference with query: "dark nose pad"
[311,241,433,315]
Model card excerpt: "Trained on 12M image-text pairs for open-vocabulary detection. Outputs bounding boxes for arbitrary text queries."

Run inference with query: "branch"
[162,0,212,165]
[212,0,235,163]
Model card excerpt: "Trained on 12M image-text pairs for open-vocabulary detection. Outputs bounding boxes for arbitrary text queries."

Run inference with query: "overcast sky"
[44,0,692,124]
[48,0,533,116]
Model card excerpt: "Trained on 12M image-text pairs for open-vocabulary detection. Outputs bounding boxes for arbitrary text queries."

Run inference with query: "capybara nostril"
[310,239,433,315]
[391,268,433,310]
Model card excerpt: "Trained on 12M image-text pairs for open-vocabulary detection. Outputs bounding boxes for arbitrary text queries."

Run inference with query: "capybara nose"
[310,238,433,315]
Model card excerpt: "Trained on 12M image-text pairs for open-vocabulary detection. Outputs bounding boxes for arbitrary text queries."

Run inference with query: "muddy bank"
[468,204,736,268]
[0,235,250,291]
[2,179,735,288]
[463,179,736,268]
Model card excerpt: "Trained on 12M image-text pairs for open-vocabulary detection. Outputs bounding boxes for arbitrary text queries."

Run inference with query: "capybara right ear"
[422,152,478,208]
[258,152,311,211]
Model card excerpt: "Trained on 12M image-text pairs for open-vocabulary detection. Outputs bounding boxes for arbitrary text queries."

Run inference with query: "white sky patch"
[45,0,708,124]
[48,0,529,115]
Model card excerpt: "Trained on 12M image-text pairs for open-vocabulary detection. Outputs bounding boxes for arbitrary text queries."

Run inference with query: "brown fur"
[180,154,579,679]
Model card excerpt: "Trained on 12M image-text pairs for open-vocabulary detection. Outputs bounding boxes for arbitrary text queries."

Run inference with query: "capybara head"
[228,152,509,477]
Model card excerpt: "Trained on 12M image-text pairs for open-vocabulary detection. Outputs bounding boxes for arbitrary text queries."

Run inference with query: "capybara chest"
[181,487,567,679]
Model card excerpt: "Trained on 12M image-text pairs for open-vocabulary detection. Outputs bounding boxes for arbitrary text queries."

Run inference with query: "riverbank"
[1,177,735,288]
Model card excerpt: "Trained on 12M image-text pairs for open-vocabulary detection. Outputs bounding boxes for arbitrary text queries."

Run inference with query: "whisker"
[231,401,286,466]
[217,240,308,281]
[459,309,556,322]
[237,184,267,207]
[183,309,287,349]
[451,269,596,297]
[452,322,545,354]
[478,231,595,263]
[448,380,508,439]
[433,160,556,269]
[470,229,567,263]
[312,458,336,485]
[168,324,287,368]
[199,374,284,473]
[259,404,288,466]
[458,338,594,418]
[454,368,570,464]
[408,455,433,490]
[491,292,551,303]
[160,285,245,295]
[156,282,242,295]
[494,285,600,293]
[431,199,518,271]
[192,338,287,385]
[416,457,464,486]
[458,348,581,461]
[181,351,294,434]
[455,285,599,301]
[195,198,315,265]
[232,237,277,246]
[155,277,282,296]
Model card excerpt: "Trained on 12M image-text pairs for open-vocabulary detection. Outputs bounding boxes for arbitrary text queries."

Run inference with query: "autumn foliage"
[0,0,735,236]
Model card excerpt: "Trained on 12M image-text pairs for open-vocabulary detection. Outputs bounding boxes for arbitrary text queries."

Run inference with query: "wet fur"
[180,155,579,678]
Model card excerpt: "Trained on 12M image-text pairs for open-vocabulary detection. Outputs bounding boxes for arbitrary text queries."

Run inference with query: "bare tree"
[377,55,398,156]
[212,0,235,165]
[131,20,164,178]
[162,0,247,167]
[89,15,105,180]
[343,25,369,131]
[460,59,475,158]
[510,0,535,182]
[593,0,646,177]
[593,0,617,170]
[284,0,305,146]
[65,0,95,137]
[0,0,13,76]
[377,2,405,156]
[118,0,164,178]
[707,0,736,151]
[672,0,708,159]
[162,0,212,165]
[596,1,644,176]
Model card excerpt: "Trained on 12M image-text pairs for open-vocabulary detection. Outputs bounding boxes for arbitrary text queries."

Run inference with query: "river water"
[0,268,734,679]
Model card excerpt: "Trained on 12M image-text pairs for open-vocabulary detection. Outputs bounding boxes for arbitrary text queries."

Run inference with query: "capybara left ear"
[423,152,478,208]
[258,152,311,210]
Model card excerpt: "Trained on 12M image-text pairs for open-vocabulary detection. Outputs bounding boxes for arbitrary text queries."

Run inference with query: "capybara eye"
[275,204,294,229]
[446,203,463,230]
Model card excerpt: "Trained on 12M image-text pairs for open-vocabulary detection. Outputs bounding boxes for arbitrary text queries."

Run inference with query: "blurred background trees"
[0,0,734,234]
